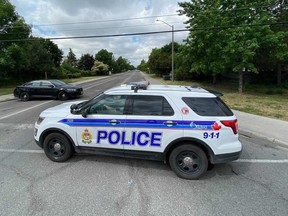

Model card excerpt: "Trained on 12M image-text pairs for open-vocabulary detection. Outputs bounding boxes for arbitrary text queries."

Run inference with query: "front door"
[76,95,128,150]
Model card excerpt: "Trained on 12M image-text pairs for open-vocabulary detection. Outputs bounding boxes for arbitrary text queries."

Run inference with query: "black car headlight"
[66,88,77,92]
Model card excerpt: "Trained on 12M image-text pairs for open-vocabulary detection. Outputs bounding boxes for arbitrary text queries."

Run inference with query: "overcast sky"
[10,0,189,66]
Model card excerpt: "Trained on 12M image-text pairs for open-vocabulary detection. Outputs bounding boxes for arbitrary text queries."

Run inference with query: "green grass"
[0,87,15,95]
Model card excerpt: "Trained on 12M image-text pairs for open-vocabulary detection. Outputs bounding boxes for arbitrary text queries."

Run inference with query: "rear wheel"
[58,91,68,100]
[20,92,30,101]
[169,144,208,180]
[43,133,73,162]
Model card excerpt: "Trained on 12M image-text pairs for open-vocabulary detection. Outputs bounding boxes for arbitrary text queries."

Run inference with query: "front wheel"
[58,91,68,100]
[169,144,208,180]
[20,92,30,101]
[43,133,73,162]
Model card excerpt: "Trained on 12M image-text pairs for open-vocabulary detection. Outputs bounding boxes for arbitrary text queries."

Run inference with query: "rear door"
[123,94,183,154]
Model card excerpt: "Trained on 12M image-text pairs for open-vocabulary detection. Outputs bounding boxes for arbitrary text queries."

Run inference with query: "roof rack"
[128,81,150,92]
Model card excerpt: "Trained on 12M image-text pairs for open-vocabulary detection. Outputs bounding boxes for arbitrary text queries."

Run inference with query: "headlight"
[66,88,76,92]
[37,117,45,125]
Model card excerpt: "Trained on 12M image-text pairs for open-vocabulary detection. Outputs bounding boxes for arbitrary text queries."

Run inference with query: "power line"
[1,22,287,42]
[2,21,185,36]
[31,14,179,27]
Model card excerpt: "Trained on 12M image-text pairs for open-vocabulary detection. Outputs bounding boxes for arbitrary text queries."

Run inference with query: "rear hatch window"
[182,97,233,116]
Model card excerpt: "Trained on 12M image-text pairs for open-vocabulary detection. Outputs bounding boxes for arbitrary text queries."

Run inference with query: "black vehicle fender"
[163,137,215,164]
[39,128,77,150]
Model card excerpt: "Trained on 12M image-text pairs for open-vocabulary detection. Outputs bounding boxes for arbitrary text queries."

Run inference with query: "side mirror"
[49,85,54,88]
[81,108,89,118]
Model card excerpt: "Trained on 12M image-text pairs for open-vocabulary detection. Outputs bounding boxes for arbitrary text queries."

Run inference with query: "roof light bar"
[129,81,150,92]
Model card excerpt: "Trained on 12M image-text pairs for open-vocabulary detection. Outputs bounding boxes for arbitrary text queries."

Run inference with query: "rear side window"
[182,97,233,116]
[130,95,174,116]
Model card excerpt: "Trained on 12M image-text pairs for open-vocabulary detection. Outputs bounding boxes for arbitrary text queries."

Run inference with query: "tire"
[58,91,68,100]
[43,133,73,162]
[20,92,30,101]
[169,144,208,180]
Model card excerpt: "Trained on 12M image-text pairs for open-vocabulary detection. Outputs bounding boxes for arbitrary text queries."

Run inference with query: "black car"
[14,80,83,101]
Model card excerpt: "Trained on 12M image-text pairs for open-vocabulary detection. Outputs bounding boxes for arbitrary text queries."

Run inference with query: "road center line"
[0,100,53,120]
[0,149,43,153]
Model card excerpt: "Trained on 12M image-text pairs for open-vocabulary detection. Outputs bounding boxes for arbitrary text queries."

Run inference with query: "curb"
[239,129,288,149]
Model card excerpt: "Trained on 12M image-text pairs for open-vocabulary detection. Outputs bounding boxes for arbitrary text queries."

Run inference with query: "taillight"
[221,119,238,134]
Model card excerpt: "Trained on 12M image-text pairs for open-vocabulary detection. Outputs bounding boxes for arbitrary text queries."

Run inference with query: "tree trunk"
[212,74,217,84]
[277,64,282,85]
[238,69,243,93]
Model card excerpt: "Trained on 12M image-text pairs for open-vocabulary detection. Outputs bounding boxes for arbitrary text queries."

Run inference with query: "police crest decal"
[81,128,92,144]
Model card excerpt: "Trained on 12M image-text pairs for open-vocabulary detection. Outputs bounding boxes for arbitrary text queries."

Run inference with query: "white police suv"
[34,81,242,179]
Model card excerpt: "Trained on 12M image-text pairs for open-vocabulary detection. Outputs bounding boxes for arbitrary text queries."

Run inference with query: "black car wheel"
[58,91,68,100]
[169,144,208,180]
[20,92,30,101]
[43,133,73,162]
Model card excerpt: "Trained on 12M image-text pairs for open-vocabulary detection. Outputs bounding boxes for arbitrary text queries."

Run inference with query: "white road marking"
[0,149,43,153]
[234,159,288,163]
[0,100,53,120]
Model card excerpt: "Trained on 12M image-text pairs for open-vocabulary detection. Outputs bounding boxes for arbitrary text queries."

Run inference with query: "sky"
[10,0,189,66]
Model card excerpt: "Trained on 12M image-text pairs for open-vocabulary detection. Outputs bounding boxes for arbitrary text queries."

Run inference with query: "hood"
[40,100,86,118]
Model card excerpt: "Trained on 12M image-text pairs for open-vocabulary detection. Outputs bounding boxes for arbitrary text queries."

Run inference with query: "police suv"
[34,81,242,179]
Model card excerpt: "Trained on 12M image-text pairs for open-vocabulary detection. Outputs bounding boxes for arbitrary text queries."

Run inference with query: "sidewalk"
[1,74,288,148]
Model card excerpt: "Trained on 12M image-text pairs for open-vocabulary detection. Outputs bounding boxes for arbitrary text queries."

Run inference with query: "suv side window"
[41,81,52,87]
[130,95,174,116]
[182,97,233,116]
[31,81,41,87]
[89,95,127,115]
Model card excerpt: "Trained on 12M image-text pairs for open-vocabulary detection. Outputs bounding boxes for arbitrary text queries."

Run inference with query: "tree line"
[137,0,288,93]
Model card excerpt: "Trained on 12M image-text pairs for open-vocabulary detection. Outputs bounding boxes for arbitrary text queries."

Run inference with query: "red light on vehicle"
[221,119,238,134]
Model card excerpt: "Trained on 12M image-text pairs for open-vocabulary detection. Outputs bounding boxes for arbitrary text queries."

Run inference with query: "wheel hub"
[54,143,61,151]
[183,156,193,166]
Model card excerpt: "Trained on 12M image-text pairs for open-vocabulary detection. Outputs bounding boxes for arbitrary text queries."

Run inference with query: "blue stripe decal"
[59,118,216,130]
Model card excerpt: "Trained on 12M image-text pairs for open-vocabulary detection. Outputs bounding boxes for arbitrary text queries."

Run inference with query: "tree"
[91,60,109,75]
[137,59,149,72]
[95,49,113,70]
[78,53,94,71]
[40,39,63,67]
[65,48,77,67]
[178,0,287,92]
[116,56,131,72]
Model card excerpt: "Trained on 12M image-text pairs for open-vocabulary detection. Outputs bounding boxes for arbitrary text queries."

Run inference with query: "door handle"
[109,120,121,124]
[164,121,177,126]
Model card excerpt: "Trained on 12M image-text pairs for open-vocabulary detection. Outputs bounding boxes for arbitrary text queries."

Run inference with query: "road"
[0,71,288,216]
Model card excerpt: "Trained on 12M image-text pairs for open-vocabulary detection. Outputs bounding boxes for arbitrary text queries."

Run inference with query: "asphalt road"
[0,71,288,216]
